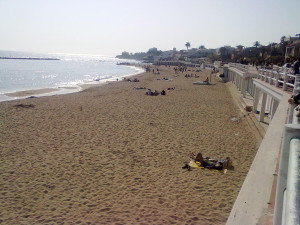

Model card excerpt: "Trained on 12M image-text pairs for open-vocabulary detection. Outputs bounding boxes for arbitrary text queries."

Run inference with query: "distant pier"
[0,57,60,60]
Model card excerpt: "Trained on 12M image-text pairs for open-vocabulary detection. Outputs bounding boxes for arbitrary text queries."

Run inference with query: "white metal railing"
[274,75,300,225]
[258,69,297,91]
[226,63,300,224]
[282,138,300,225]
[227,63,258,98]
[229,63,249,72]
[225,63,291,225]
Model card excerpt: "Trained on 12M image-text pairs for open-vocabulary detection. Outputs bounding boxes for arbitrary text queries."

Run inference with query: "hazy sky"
[1,0,300,56]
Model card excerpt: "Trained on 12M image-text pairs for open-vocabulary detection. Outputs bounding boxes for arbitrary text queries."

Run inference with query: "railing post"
[268,70,271,83]
[241,75,247,98]
[270,71,274,85]
[283,71,288,91]
[275,71,280,87]
[274,125,300,225]
[262,69,266,81]
[283,138,300,225]
[295,75,300,89]
[259,92,267,122]
[271,99,279,120]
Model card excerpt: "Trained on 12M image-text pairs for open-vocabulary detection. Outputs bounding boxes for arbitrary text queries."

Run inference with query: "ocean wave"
[0,51,143,101]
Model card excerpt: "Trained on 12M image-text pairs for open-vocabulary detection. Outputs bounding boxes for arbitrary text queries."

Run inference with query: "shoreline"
[5,88,62,97]
[1,65,145,102]
[0,66,261,224]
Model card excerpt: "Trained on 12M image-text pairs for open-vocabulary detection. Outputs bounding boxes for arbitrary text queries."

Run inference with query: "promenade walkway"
[224,64,300,225]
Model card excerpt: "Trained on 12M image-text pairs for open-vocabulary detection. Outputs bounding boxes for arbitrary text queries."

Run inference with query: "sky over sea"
[0,0,300,56]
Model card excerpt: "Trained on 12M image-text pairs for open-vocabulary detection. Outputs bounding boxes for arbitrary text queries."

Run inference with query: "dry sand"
[0,66,261,224]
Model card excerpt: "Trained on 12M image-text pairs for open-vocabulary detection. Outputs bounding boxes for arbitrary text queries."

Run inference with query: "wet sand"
[0,66,260,224]
[5,88,61,97]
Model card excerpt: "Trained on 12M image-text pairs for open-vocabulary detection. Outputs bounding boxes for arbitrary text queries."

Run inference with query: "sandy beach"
[0,66,261,224]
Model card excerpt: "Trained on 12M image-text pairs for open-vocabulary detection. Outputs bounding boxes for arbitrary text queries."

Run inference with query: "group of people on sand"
[184,74,200,78]
[144,65,161,74]
[211,67,219,74]
[152,68,160,74]
[174,66,187,73]
[144,65,152,72]
[157,77,171,81]
[145,89,166,96]
[123,77,139,82]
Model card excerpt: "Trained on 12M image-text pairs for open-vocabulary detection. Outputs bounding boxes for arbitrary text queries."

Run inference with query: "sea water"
[0,51,143,102]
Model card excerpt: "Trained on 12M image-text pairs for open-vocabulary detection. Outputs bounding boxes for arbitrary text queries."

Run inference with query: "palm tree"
[185,42,191,50]
[280,36,288,56]
[280,36,286,44]
[253,41,261,48]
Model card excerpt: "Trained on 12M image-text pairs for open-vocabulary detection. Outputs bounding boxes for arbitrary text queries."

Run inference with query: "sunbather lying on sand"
[182,152,233,171]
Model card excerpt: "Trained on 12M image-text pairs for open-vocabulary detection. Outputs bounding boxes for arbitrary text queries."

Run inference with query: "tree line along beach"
[0,65,262,224]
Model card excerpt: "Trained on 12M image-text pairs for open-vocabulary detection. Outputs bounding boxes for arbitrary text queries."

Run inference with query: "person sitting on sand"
[152,90,159,96]
[204,77,209,82]
[146,89,151,95]
[161,90,166,95]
